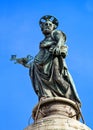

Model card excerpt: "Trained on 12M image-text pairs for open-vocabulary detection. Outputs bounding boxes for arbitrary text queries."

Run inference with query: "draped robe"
[29,30,81,104]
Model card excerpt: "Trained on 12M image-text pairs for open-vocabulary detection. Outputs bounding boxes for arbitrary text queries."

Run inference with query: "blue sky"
[0,0,93,129]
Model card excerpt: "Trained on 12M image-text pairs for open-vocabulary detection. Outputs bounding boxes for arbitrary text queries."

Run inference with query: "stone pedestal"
[24,97,91,130]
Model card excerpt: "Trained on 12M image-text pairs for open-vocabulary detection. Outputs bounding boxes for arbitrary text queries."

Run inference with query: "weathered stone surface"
[24,97,91,130]
[32,97,81,121]
[25,115,91,130]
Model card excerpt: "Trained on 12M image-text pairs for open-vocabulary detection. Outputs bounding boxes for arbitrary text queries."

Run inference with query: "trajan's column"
[11,15,91,130]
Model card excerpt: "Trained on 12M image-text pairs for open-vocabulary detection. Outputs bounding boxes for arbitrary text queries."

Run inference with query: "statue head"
[39,15,59,35]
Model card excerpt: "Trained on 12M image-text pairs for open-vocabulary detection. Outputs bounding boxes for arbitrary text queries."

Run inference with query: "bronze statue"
[11,15,81,104]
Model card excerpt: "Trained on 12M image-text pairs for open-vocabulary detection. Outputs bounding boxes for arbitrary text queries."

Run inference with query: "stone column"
[24,97,91,130]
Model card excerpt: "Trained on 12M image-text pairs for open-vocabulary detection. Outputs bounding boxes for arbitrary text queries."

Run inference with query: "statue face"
[41,21,55,34]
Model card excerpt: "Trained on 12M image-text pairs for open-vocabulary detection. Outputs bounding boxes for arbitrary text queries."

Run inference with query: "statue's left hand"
[51,46,61,55]
[49,45,68,58]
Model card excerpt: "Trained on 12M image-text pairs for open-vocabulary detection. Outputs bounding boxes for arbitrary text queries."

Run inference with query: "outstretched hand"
[10,55,33,65]
[15,58,27,65]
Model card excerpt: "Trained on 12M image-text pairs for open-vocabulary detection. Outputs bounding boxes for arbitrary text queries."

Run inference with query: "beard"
[42,28,52,35]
